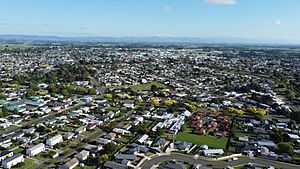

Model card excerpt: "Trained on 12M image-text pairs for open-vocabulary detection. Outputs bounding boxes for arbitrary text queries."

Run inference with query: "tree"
[185,103,196,112]
[101,154,109,161]
[277,142,294,156]
[25,89,35,98]
[226,117,237,154]
[290,111,300,123]
[151,85,158,93]
[149,98,159,106]
[103,142,118,155]
[61,89,69,96]
[0,94,7,100]
[104,93,113,99]
[156,127,164,136]
[210,108,217,114]
[88,88,97,95]
[136,96,143,103]
[228,108,245,115]
[164,100,177,107]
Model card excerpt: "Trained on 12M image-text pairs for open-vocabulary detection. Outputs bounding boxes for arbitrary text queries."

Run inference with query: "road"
[141,154,300,169]
[1,101,86,136]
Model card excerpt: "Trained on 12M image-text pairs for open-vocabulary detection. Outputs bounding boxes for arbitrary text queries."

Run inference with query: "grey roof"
[104,161,128,169]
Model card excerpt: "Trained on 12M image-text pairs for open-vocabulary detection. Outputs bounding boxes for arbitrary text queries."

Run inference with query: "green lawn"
[235,132,249,137]
[176,132,227,149]
[116,136,131,143]
[130,81,167,91]
[12,158,38,169]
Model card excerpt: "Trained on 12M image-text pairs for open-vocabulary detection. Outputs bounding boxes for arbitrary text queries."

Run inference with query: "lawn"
[116,136,131,143]
[130,81,167,91]
[235,132,249,137]
[13,158,39,169]
[176,132,227,149]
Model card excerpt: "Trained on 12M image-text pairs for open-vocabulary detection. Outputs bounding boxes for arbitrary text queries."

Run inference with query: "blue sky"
[0,0,299,43]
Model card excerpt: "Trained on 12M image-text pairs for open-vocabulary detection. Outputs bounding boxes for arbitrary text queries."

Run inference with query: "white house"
[137,134,149,144]
[0,151,13,162]
[26,143,45,156]
[46,135,63,147]
[202,149,224,156]
[1,154,24,169]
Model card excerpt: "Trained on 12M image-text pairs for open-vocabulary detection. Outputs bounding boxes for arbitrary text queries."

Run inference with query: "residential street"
[141,154,300,169]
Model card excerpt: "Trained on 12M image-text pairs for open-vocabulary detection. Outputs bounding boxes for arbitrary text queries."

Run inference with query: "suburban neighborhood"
[0,43,300,169]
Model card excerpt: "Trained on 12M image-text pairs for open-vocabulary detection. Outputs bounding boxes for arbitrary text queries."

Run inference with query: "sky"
[0,0,300,43]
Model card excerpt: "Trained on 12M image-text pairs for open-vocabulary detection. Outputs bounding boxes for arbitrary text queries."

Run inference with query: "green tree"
[25,89,35,98]
[277,142,294,156]
[149,98,159,106]
[101,154,109,161]
[151,85,158,93]
[103,143,118,155]
[156,127,165,136]
[61,89,69,96]
[0,94,7,100]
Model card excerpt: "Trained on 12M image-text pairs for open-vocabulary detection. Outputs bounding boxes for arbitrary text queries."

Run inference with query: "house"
[104,161,128,169]
[46,135,63,147]
[23,127,35,134]
[74,150,89,161]
[26,143,45,156]
[257,140,276,148]
[7,132,24,140]
[113,128,130,135]
[95,138,111,145]
[81,96,93,103]
[157,161,186,169]
[201,149,224,156]
[0,138,11,146]
[0,122,12,129]
[0,151,13,162]
[63,132,75,140]
[288,134,300,142]
[137,134,148,144]
[121,159,131,166]
[122,124,132,130]
[115,154,137,161]
[74,126,86,134]
[104,133,117,140]
[172,141,192,152]
[84,144,103,153]
[86,123,97,130]
[128,144,149,154]
[152,137,168,148]
[1,153,24,169]
[59,158,79,169]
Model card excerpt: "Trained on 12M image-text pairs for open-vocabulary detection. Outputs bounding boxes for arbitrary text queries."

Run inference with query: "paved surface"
[141,154,300,169]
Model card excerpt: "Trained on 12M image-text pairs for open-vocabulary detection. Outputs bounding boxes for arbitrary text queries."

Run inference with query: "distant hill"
[0,34,298,45]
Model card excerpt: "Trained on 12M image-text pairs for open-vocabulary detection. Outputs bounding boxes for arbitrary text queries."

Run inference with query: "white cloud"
[275,19,282,25]
[164,6,173,11]
[204,0,236,5]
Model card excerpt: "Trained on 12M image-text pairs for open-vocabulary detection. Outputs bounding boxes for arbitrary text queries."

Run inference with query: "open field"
[130,81,167,91]
[176,132,227,149]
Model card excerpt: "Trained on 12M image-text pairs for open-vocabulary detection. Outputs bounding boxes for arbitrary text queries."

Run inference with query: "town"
[0,43,300,169]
